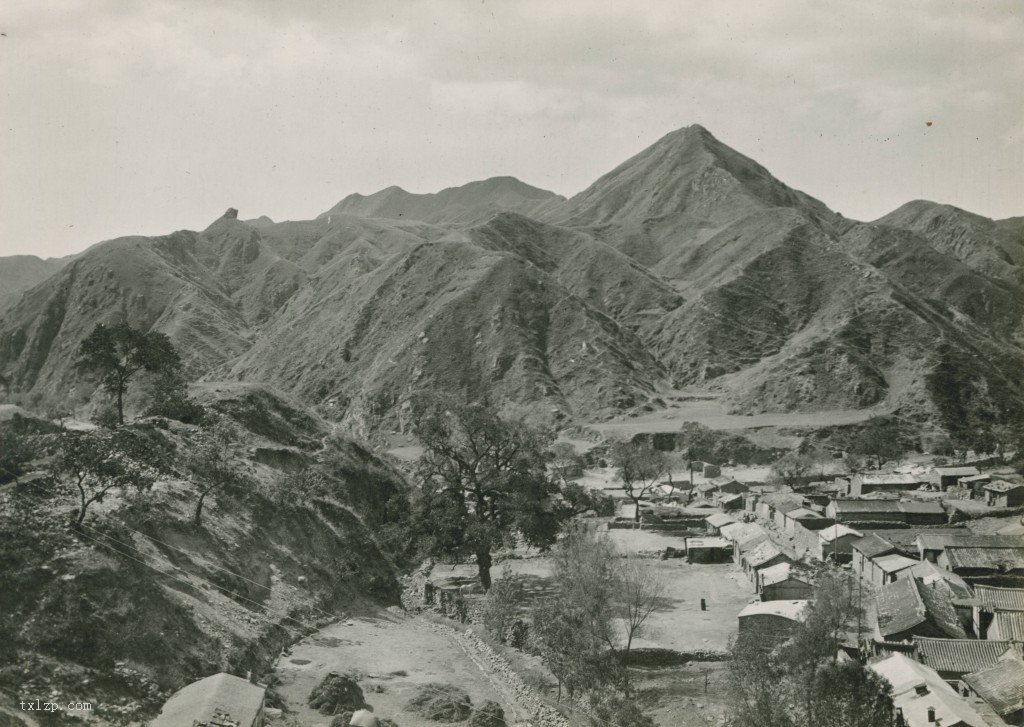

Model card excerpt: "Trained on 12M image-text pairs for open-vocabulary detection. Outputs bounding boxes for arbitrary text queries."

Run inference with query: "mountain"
[1,126,1021,436]
[319,176,563,227]
[874,200,1024,285]
[0,254,69,313]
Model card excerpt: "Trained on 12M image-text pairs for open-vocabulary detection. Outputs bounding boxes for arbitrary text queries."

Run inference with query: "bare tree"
[187,419,248,526]
[617,553,665,694]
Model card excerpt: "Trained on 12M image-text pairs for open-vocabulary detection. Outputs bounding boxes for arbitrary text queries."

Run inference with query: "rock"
[404,683,472,722]
[224,207,239,219]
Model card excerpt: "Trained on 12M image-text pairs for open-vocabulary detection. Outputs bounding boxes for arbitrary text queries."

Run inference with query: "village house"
[718,492,744,511]
[849,472,923,497]
[705,512,737,535]
[897,500,947,526]
[915,533,1013,564]
[939,546,1024,585]
[729,523,772,561]
[742,540,793,583]
[982,480,1024,508]
[869,653,988,727]
[781,507,830,532]
[871,553,920,586]
[852,534,899,581]
[758,562,814,601]
[930,466,981,491]
[912,636,1010,683]
[817,524,863,562]
[826,499,905,524]
[972,585,1024,639]
[987,609,1024,642]
[737,600,808,639]
[875,577,968,642]
[961,652,1024,724]
[959,473,992,496]
[152,672,266,727]
[684,536,733,564]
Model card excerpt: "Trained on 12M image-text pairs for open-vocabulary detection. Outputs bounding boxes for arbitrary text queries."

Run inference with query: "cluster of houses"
[669,461,1024,727]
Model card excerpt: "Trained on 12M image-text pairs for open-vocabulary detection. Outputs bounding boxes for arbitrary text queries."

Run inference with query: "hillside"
[0,385,406,722]
[1,124,1022,436]
[0,255,69,314]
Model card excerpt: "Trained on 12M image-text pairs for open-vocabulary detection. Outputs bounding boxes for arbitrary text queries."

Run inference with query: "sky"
[1,0,1022,258]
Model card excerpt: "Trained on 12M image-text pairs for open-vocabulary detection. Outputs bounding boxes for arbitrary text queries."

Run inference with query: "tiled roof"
[916,533,1016,551]
[852,534,898,558]
[706,513,737,527]
[685,537,732,550]
[990,609,1024,641]
[915,580,969,639]
[859,473,922,485]
[870,654,987,727]
[832,499,903,512]
[963,657,1024,716]
[759,562,810,588]
[959,473,991,484]
[896,501,945,514]
[944,547,1024,571]
[875,578,967,639]
[975,585,1024,611]
[152,673,264,727]
[913,637,1010,674]
[876,578,927,638]
[985,480,1024,493]
[906,561,973,600]
[744,541,788,569]
[872,554,918,573]
[818,524,863,542]
[738,600,808,622]
[933,466,981,477]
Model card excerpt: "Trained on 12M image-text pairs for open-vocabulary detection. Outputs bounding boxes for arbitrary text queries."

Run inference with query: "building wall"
[761,580,813,602]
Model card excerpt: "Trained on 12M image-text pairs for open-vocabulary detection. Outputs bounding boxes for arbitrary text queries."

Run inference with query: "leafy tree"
[849,417,908,469]
[77,322,181,425]
[549,442,584,484]
[412,398,564,590]
[186,419,249,526]
[145,369,204,424]
[0,426,32,484]
[802,661,894,727]
[561,481,614,517]
[770,451,824,488]
[51,430,157,527]
[610,440,669,522]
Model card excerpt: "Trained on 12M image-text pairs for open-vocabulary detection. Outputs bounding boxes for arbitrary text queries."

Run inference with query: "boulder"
[309,672,368,716]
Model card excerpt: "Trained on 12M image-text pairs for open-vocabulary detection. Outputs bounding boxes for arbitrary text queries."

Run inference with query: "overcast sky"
[1,1,1022,258]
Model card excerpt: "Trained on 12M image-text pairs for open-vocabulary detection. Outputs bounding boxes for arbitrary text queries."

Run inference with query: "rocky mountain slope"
[1,124,1022,434]
[0,385,405,722]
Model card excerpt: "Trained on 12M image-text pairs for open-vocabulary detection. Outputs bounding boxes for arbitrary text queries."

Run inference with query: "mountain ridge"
[1,123,1021,437]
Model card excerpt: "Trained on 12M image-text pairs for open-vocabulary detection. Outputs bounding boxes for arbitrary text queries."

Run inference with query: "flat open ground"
[272,610,506,726]
[430,532,755,654]
[587,391,890,448]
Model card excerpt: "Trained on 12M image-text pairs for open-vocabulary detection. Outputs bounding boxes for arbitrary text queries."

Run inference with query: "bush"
[309,672,368,715]
[468,700,505,727]
[481,565,523,642]
[404,683,472,722]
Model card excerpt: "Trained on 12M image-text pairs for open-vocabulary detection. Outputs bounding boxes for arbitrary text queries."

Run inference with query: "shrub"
[404,683,472,722]
[309,672,368,715]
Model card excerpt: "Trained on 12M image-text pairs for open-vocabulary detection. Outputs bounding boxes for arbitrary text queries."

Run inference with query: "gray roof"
[944,547,1024,571]
[875,577,967,639]
[933,466,980,477]
[852,533,898,558]
[152,673,264,727]
[985,480,1024,493]
[975,585,1024,610]
[913,637,1010,674]
[963,657,1024,716]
